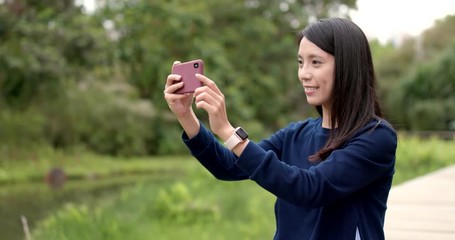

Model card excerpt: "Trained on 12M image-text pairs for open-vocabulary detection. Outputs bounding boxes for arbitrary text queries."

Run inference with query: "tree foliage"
[421,15,455,59]
[387,44,455,130]
[3,0,455,157]
[0,0,108,107]
[373,15,455,130]
[99,0,355,138]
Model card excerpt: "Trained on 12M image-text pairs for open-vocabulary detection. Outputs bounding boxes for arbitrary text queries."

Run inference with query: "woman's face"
[297,37,335,111]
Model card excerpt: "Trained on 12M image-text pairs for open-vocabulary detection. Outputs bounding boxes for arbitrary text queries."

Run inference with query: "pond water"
[0,174,169,240]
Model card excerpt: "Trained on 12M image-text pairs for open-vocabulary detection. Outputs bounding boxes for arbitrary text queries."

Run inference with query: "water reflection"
[0,175,167,240]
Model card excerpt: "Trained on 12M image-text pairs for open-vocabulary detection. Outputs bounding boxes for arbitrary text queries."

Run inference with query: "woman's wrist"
[177,111,200,139]
[217,126,236,142]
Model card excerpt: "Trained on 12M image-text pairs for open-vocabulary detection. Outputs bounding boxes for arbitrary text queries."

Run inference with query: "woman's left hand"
[194,74,234,141]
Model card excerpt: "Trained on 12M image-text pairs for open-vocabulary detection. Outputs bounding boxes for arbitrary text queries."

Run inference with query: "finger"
[165,92,190,100]
[194,93,217,113]
[194,76,225,105]
[170,61,181,71]
[195,74,223,96]
[195,99,216,113]
[195,86,224,107]
[164,91,192,103]
[164,81,184,94]
[165,74,182,88]
[195,91,217,107]
[194,91,225,116]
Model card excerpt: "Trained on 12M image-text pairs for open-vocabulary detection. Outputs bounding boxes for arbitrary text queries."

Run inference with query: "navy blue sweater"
[183,117,397,240]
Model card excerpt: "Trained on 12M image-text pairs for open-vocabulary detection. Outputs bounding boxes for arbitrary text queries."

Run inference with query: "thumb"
[171,61,181,71]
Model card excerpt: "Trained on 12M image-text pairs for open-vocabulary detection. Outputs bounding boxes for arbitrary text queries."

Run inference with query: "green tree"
[373,14,455,129]
[388,44,455,130]
[0,0,108,107]
[373,37,418,118]
[0,0,359,156]
[100,0,357,140]
[0,1,146,156]
[421,14,455,60]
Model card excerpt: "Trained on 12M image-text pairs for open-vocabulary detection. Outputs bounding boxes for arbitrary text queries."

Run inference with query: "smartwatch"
[224,127,249,151]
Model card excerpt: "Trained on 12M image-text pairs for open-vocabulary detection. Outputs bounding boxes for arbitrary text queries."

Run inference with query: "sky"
[350,0,455,43]
[80,0,455,44]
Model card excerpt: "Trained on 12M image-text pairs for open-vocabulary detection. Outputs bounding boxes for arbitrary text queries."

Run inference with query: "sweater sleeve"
[235,122,397,207]
[182,123,249,181]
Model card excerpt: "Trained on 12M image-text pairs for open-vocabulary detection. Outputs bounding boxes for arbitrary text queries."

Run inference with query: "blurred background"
[0,0,454,239]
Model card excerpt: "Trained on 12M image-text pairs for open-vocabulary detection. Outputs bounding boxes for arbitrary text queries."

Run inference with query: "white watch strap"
[224,128,242,151]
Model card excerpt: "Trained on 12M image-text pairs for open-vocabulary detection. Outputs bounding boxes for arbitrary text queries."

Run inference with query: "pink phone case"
[172,59,204,94]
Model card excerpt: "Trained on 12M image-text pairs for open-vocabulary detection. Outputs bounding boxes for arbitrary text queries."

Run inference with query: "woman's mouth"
[304,86,318,91]
[304,86,319,94]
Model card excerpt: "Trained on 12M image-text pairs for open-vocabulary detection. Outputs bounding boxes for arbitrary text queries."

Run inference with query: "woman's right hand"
[163,61,200,138]
[163,73,194,119]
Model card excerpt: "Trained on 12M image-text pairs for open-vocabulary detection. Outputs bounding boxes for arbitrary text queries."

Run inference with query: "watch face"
[236,128,249,140]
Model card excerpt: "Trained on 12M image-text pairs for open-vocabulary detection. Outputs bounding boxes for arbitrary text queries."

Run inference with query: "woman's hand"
[163,61,234,141]
[164,73,194,119]
[164,61,200,138]
[194,74,234,141]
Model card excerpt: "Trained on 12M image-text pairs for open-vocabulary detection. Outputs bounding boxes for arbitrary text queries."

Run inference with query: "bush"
[37,80,190,156]
[0,77,191,158]
[0,108,50,161]
[32,165,276,240]
[394,134,455,184]
[154,181,220,224]
[29,135,455,239]
[387,45,455,130]
[32,203,122,240]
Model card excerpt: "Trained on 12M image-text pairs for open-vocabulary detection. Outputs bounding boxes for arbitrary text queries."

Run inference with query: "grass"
[0,150,190,185]
[1,135,454,239]
[2,135,453,186]
[31,165,277,240]
[0,153,196,240]
[394,134,455,185]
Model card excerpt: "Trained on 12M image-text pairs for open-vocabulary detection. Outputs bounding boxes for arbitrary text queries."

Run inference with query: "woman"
[164,18,397,240]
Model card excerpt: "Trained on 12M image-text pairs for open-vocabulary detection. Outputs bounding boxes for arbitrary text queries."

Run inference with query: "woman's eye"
[312,60,321,65]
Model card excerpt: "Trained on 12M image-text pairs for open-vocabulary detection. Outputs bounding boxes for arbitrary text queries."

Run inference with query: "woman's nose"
[299,69,311,82]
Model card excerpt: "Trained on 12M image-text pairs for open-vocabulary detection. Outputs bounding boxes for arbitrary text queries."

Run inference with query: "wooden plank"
[384,165,455,239]
[385,230,455,240]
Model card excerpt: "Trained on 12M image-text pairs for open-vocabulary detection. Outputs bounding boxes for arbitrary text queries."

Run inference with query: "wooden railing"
[399,131,455,140]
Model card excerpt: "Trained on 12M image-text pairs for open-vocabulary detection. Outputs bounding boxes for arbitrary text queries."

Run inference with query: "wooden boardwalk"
[384,165,455,240]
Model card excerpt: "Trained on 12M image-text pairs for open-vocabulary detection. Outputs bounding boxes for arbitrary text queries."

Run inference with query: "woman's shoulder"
[365,118,396,134]
[276,118,324,137]
[356,118,397,143]
[285,117,321,130]
[265,118,321,143]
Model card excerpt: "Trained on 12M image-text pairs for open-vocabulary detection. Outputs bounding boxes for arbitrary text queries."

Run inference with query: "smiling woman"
[164,18,397,240]
[297,38,335,118]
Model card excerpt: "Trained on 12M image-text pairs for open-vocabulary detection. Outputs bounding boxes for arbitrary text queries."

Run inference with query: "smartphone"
[172,59,204,94]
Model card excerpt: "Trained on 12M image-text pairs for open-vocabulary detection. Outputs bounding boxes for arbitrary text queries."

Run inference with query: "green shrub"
[154,181,220,224]
[394,134,455,184]
[39,83,154,156]
[30,136,455,239]
[0,108,51,161]
[387,44,455,130]
[32,165,275,240]
[32,203,122,240]
[0,108,46,146]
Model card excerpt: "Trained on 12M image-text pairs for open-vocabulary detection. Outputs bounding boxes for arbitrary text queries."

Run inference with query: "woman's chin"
[305,99,320,106]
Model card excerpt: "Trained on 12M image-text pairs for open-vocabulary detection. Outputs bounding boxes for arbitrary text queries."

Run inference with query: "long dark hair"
[297,18,383,161]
